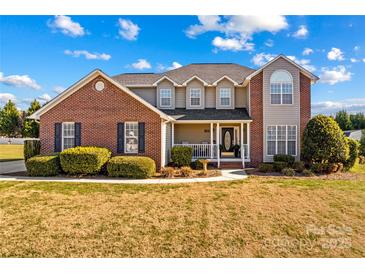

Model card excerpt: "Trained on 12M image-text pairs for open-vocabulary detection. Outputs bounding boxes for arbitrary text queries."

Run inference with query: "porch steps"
[219,162,243,169]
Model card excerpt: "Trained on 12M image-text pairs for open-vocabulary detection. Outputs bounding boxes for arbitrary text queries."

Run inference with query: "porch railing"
[173,144,218,159]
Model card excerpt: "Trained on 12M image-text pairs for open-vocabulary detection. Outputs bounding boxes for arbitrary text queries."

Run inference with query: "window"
[219,88,231,106]
[190,88,201,106]
[160,88,172,107]
[125,122,138,153]
[62,122,75,150]
[270,70,293,105]
[266,125,297,156]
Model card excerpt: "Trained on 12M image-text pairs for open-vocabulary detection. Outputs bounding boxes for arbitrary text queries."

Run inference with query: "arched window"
[270,70,293,104]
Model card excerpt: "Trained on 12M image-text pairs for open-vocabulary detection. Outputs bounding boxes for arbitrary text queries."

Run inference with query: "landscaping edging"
[0,169,247,184]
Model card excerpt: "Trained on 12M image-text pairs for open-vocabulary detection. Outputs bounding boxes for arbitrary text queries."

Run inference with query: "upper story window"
[159,88,172,107]
[190,88,201,106]
[62,122,75,151]
[219,88,232,106]
[125,122,138,153]
[270,70,293,105]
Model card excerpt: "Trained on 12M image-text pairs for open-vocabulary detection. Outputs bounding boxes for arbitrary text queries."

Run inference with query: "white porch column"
[210,123,213,159]
[241,122,245,168]
[171,122,174,146]
[247,122,250,161]
[216,123,220,168]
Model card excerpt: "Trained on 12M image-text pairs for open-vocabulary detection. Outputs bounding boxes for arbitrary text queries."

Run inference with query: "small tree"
[0,100,21,137]
[335,110,352,131]
[359,132,365,157]
[302,115,349,164]
[22,99,41,138]
[343,137,359,171]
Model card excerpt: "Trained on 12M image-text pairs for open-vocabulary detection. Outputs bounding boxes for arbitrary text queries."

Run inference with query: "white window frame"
[270,70,293,105]
[159,88,172,107]
[61,122,75,151]
[266,125,297,156]
[189,88,202,107]
[219,88,232,106]
[124,121,139,154]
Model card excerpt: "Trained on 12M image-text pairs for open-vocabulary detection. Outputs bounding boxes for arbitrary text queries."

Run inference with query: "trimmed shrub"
[24,139,41,161]
[293,161,305,173]
[161,167,175,178]
[302,115,349,164]
[343,137,359,171]
[180,166,193,177]
[359,133,365,157]
[60,146,111,175]
[258,163,273,173]
[26,155,60,176]
[107,156,156,179]
[302,169,314,177]
[171,146,193,167]
[281,167,295,176]
[190,159,203,170]
[273,154,295,166]
[273,161,288,172]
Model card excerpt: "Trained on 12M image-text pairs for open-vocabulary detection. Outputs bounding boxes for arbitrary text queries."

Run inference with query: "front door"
[221,128,234,152]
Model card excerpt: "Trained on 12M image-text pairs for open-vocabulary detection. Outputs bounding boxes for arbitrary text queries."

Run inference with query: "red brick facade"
[249,72,264,165]
[300,73,311,140]
[39,75,162,168]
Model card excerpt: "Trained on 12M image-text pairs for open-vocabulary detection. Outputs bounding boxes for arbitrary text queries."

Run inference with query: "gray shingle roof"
[161,108,251,121]
[112,63,255,86]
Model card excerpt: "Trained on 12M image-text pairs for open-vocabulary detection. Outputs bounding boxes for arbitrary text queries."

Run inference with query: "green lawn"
[0,165,364,257]
[0,144,24,162]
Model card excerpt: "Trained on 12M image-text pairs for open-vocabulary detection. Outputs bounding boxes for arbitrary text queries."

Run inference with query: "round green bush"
[190,159,203,170]
[60,146,111,175]
[293,161,305,173]
[343,137,359,171]
[302,169,314,177]
[281,167,295,176]
[26,155,60,176]
[258,163,273,173]
[302,115,349,164]
[273,161,288,172]
[273,154,295,166]
[24,139,41,161]
[171,146,193,167]
[107,156,156,179]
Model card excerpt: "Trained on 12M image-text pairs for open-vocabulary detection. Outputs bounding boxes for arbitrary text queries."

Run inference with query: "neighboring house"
[344,130,364,141]
[29,54,319,169]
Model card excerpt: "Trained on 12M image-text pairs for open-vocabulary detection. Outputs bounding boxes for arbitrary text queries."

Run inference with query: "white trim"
[161,121,166,167]
[124,121,139,154]
[182,75,208,86]
[210,123,213,159]
[241,122,244,168]
[174,120,252,124]
[159,88,172,108]
[28,69,174,121]
[212,75,239,86]
[152,75,179,86]
[266,125,297,157]
[246,55,319,83]
[270,69,294,105]
[216,123,220,168]
[61,122,75,151]
[219,87,232,107]
[189,88,202,107]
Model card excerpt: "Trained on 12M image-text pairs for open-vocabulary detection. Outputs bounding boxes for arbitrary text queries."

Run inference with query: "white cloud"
[48,15,85,37]
[354,46,360,51]
[312,98,365,114]
[363,58,365,63]
[64,50,111,61]
[118,18,140,41]
[350,58,359,63]
[37,93,52,103]
[185,15,288,52]
[319,66,352,85]
[302,48,313,56]
[0,93,16,105]
[131,59,151,70]
[157,61,183,72]
[53,86,65,93]
[264,39,274,47]
[0,72,41,90]
[287,56,316,72]
[292,25,308,39]
[212,36,254,52]
[251,53,275,66]
[327,47,344,61]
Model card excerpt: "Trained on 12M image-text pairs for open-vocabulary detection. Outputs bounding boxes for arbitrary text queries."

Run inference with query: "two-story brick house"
[29,54,319,169]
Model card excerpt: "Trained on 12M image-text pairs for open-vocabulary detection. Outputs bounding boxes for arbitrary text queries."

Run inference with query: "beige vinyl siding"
[216,78,235,109]
[174,124,211,144]
[186,79,205,109]
[235,87,247,108]
[262,57,301,162]
[130,87,157,106]
[205,87,216,108]
[157,79,175,109]
[175,87,186,108]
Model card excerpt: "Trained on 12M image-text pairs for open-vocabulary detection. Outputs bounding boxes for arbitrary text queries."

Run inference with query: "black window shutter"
[75,122,81,147]
[117,122,124,153]
[54,123,62,152]
[138,122,145,153]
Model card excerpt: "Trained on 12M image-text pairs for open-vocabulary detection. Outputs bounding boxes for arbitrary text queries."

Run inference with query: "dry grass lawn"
[0,144,24,162]
[0,164,364,258]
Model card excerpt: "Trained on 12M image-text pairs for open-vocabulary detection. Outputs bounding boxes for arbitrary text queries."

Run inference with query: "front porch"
[171,121,250,168]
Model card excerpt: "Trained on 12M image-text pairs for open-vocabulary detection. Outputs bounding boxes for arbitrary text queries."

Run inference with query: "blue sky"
[0,15,364,114]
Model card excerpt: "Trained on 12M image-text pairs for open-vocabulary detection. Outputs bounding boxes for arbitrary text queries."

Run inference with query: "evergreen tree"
[335,110,352,131]
[0,100,21,137]
[22,99,41,138]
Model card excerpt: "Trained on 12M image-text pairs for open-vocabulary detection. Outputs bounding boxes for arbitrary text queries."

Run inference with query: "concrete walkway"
[0,160,26,174]
[0,169,247,184]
